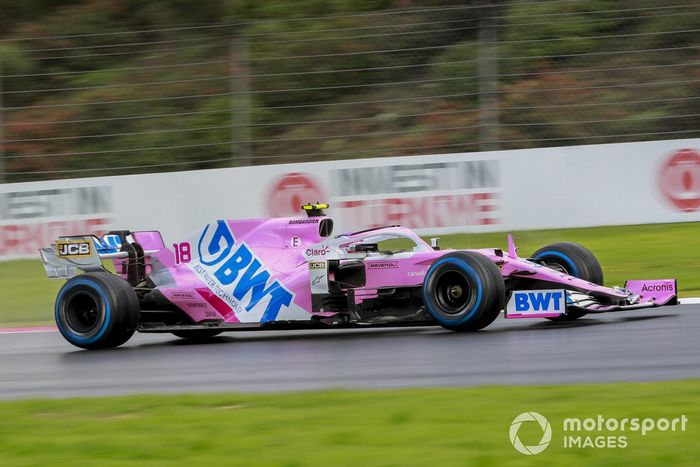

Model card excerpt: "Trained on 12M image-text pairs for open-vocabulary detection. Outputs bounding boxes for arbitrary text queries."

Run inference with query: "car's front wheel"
[423,251,505,331]
[532,242,604,321]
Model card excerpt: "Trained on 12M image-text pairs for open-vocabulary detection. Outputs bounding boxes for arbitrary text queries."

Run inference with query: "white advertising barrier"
[1,138,699,260]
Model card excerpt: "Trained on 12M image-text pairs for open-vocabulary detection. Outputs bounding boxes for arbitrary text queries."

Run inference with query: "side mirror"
[430,237,440,251]
[352,243,378,253]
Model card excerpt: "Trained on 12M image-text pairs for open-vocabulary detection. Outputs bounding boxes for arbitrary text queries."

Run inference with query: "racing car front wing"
[505,279,678,319]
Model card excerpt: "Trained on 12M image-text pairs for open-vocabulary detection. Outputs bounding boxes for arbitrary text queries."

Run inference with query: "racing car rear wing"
[39,232,161,284]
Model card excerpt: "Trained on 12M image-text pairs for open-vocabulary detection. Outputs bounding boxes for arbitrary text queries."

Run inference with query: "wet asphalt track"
[1,304,698,399]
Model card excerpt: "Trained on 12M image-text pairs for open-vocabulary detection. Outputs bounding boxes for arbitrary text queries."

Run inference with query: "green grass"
[0,380,698,466]
[437,222,700,295]
[0,222,697,326]
[0,259,61,326]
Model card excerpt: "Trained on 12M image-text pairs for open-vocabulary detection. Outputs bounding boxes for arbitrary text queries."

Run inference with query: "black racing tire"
[423,251,505,332]
[55,272,139,349]
[532,242,604,321]
[171,329,223,340]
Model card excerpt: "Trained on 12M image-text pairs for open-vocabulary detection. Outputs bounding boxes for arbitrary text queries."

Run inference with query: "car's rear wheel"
[171,329,223,340]
[55,272,139,349]
[423,251,505,331]
[532,242,604,321]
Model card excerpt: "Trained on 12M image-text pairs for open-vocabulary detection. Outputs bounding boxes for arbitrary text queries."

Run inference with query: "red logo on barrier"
[267,173,325,217]
[659,149,700,212]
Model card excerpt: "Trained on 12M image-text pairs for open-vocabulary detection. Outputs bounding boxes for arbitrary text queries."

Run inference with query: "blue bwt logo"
[194,220,294,322]
[93,234,122,254]
[514,291,563,312]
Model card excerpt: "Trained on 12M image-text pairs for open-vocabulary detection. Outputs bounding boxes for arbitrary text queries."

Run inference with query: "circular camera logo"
[267,172,326,217]
[659,148,700,212]
[509,412,552,455]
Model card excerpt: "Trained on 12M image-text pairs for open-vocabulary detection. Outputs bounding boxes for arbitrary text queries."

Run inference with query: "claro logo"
[191,220,294,322]
[305,246,329,256]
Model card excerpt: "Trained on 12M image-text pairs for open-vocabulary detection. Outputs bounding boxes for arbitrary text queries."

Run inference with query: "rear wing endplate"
[39,235,105,279]
[39,233,161,280]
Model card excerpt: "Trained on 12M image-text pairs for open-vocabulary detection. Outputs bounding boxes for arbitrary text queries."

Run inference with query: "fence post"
[0,58,4,184]
[231,35,252,167]
[478,16,499,152]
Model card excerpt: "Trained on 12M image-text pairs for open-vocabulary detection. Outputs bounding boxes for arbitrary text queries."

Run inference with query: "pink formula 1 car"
[40,204,678,349]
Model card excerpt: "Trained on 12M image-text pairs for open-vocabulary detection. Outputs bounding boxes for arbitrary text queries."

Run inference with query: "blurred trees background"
[1,0,699,181]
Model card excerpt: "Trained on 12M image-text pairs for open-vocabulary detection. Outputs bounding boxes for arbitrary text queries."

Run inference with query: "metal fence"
[1,0,700,182]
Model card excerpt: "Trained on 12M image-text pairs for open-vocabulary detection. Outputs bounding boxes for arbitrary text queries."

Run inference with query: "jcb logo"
[57,241,91,257]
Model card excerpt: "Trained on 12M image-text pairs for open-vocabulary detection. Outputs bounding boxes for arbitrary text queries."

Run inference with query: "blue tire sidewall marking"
[423,257,483,325]
[534,250,579,276]
[55,278,111,345]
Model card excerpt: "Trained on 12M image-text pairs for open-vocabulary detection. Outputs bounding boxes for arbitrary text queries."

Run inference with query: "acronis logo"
[193,220,293,322]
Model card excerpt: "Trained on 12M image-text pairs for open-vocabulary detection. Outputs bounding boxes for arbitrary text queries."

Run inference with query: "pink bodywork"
[107,216,675,324]
[625,279,677,305]
[131,218,323,323]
